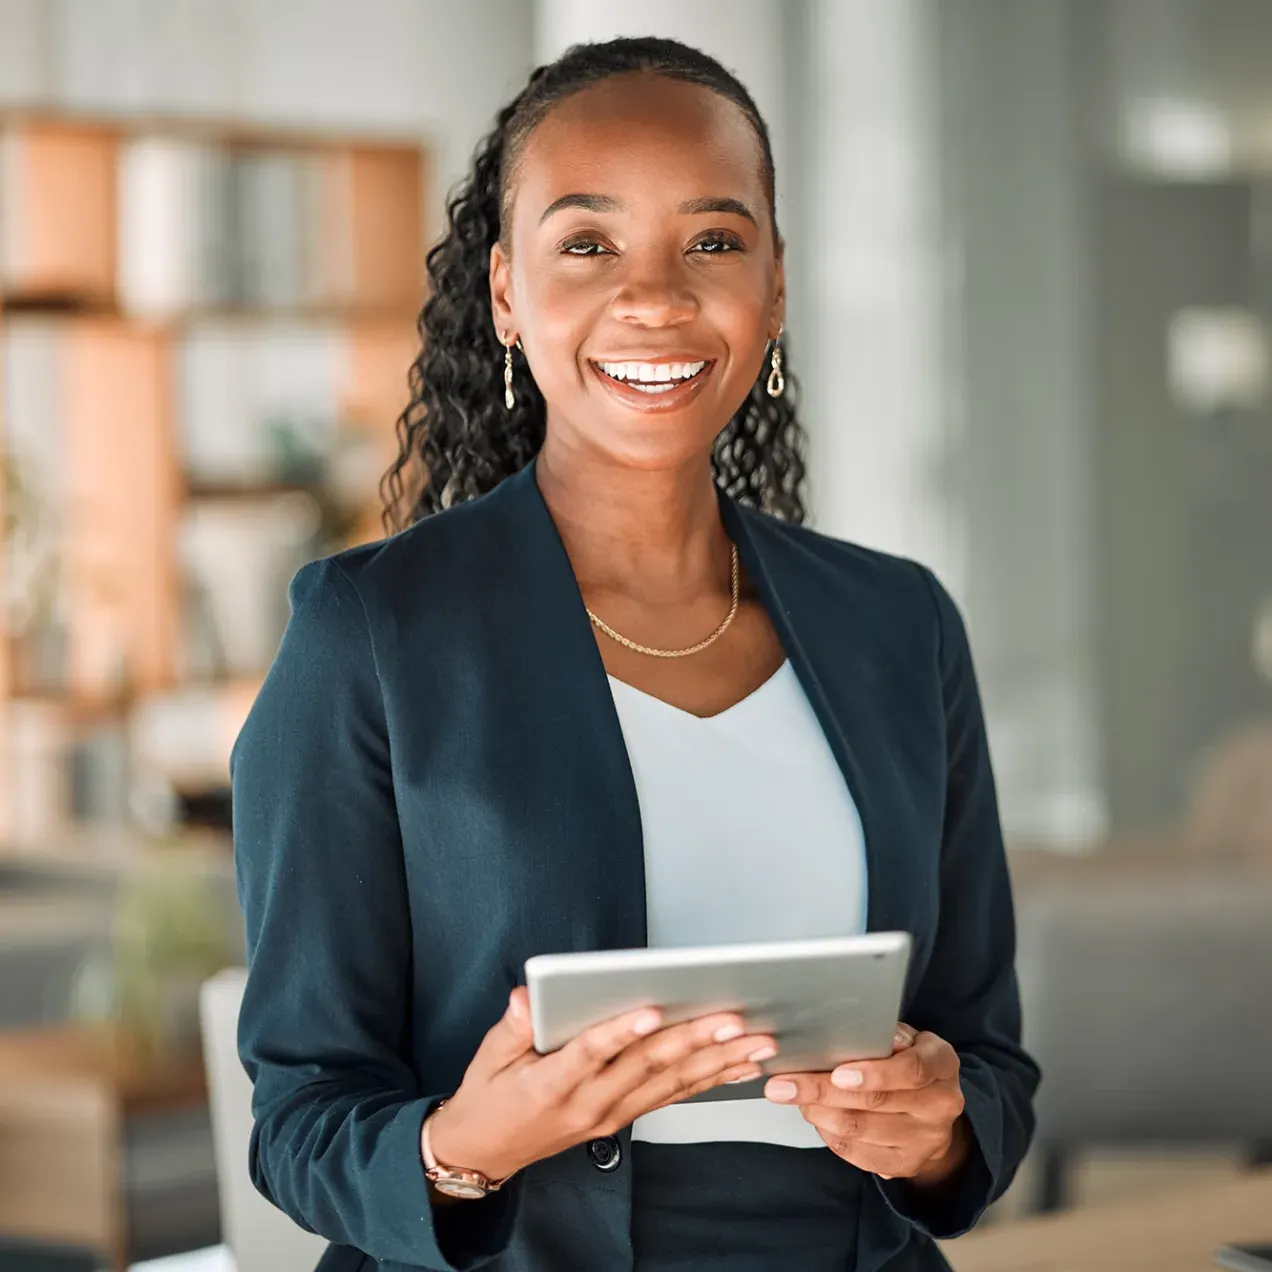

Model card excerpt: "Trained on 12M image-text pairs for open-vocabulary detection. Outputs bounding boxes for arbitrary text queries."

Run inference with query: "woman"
[232,36,1039,1272]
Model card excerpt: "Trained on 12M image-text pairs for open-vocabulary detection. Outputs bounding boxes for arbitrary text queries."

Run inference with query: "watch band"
[421,1100,509,1200]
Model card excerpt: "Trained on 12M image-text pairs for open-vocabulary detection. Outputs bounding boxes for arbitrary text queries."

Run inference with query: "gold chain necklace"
[585,544,741,660]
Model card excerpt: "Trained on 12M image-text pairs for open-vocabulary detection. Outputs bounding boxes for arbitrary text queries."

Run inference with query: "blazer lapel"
[721,500,914,942]
[487,463,648,956]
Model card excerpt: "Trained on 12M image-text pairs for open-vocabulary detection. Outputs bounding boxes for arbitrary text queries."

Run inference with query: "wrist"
[425,1099,516,1185]
[910,1115,972,1189]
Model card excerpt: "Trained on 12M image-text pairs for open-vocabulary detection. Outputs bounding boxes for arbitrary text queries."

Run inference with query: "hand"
[763,1024,969,1185]
[427,988,776,1184]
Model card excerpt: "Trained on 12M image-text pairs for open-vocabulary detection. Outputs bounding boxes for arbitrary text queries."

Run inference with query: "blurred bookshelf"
[0,112,427,854]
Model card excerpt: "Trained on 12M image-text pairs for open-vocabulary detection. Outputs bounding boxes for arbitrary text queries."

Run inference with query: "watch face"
[436,1178,488,1200]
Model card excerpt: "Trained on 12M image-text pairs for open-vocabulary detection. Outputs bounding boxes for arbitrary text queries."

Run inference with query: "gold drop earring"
[766,326,785,399]
[503,336,517,410]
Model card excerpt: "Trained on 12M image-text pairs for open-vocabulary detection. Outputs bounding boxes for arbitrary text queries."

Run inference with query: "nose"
[609,251,698,328]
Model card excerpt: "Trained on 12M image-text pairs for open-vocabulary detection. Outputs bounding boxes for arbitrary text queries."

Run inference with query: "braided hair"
[381,36,808,532]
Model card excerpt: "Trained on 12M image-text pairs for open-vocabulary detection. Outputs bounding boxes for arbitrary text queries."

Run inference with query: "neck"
[535,435,730,603]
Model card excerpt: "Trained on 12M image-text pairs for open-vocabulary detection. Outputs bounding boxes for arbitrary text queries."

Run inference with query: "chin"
[590,408,719,475]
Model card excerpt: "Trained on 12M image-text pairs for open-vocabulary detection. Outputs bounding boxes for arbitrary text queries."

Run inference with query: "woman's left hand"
[763,1024,971,1185]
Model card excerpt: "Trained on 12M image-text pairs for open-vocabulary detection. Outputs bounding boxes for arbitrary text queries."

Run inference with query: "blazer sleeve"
[231,557,520,1270]
[875,564,1041,1239]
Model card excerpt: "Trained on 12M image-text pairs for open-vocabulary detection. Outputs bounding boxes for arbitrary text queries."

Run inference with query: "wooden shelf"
[183,480,316,501]
[67,320,180,699]
[0,294,121,317]
[0,111,424,822]
[0,122,117,306]
[3,113,427,318]
[1,298,421,326]
[341,146,426,316]
[166,301,422,324]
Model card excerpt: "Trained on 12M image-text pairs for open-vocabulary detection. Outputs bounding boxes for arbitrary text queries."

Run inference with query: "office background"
[0,1,1270,1269]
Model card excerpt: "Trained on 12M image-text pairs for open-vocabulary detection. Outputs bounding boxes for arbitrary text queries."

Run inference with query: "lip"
[588,358,715,411]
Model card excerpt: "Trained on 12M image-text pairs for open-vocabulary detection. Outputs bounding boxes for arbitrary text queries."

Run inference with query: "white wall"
[802,0,951,573]
[937,0,1104,844]
[0,0,50,103]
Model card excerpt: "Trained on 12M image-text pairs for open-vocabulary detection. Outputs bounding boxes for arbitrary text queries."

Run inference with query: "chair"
[198,970,326,1272]
[1014,871,1272,1211]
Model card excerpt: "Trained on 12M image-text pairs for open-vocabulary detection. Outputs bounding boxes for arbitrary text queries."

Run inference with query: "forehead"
[507,73,771,231]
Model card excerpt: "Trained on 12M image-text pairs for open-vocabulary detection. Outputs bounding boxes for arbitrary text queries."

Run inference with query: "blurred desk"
[0,1024,208,1272]
[945,1170,1272,1271]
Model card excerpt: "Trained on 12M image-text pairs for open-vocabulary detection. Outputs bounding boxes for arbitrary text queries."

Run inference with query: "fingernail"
[832,1067,864,1088]
[748,1045,777,1063]
[713,1024,744,1043]
[633,1011,661,1036]
[765,1079,797,1102]
[893,1031,910,1049]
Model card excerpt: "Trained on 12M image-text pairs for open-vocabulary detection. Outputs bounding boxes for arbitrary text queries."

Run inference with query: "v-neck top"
[608,660,868,1147]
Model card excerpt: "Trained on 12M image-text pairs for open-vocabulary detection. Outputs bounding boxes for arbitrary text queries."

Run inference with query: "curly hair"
[381,36,808,532]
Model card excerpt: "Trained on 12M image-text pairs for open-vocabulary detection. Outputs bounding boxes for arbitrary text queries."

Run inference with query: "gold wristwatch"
[421,1100,510,1200]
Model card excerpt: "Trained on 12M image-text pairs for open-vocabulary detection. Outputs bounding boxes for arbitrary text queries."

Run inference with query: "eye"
[691,232,744,255]
[560,236,611,257]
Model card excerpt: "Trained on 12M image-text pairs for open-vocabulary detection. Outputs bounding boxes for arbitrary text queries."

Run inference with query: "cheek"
[523,268,606,367]
[698,267,774,355]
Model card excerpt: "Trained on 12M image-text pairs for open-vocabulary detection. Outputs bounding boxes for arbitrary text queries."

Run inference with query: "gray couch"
[1011,857,1272,1210]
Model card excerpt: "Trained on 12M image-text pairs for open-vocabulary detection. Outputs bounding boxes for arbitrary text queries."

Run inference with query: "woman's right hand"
[425,987,776,1184]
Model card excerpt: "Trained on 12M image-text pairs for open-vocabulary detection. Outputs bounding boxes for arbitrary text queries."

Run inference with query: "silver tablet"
[526,931,912,1101]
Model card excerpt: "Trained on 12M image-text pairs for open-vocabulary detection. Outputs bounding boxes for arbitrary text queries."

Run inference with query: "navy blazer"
[232,460,1039,1272]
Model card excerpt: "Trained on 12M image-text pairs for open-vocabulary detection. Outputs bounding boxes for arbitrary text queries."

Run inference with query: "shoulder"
[739,506,925,583]
[290,479,517,615]
[731,504,964,660]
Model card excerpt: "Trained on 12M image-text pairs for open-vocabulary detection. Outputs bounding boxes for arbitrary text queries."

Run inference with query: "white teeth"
[597,360,707,384]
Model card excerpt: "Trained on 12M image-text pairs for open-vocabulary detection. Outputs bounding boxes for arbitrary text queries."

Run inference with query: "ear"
[770,240,786,340]
[489,240,516,344]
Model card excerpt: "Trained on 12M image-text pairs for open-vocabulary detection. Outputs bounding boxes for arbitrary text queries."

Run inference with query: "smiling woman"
[381,41,804,526]
[232,35,1038,1272]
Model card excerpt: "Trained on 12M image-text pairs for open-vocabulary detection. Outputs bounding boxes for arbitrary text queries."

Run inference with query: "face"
[490,73,784,475]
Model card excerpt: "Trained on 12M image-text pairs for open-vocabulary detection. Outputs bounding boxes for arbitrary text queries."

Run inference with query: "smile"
[594,359,709,394]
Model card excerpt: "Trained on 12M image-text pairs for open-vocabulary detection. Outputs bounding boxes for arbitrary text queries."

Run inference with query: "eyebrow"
[539,193,622,223]
[679,196,758,226]
[538,193,759,227]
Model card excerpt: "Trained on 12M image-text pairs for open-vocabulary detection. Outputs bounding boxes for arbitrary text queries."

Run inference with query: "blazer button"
[587,1136,622,1173]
